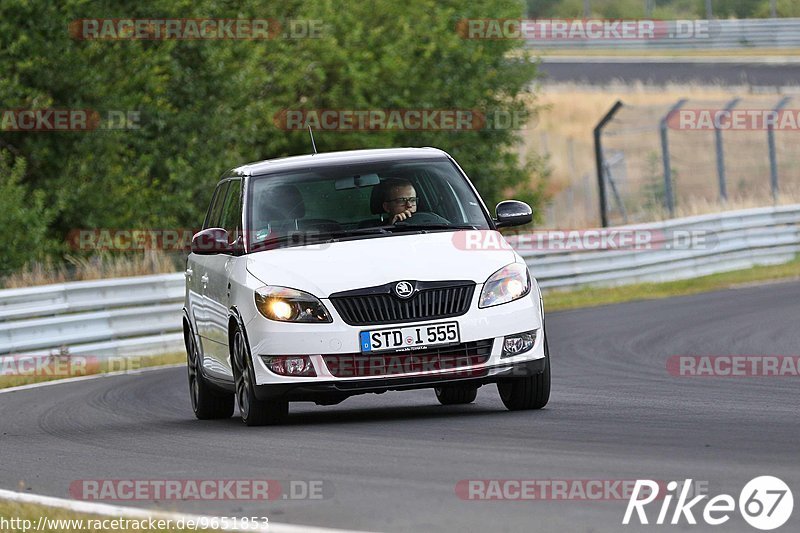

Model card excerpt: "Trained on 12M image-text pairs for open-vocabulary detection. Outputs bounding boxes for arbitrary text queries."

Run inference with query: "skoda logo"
[394,281,415,299]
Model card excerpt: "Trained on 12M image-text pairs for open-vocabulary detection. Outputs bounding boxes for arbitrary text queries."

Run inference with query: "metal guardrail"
[517,205,800,289]
[525,18,800,50]
[0,273,184,357]
[0,205,797,358]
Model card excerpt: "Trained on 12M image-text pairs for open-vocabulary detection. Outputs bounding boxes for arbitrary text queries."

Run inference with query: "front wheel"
[186,327,234,420]
[232,328,289,426]
[497,338,551,411]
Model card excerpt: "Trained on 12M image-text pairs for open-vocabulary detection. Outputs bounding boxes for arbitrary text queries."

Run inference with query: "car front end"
[236,231,546,403]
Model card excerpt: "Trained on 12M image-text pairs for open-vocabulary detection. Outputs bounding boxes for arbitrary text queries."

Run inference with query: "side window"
[219,179,242,241]
[204,181,229,230]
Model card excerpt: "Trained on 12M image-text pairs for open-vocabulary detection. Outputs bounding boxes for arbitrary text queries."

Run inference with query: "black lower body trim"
[253,358,545,402]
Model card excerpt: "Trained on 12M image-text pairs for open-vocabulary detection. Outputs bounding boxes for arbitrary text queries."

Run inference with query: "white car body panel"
[244,231,517,296]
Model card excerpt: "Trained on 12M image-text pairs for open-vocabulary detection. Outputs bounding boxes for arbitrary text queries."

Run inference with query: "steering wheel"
[394,211,451,226]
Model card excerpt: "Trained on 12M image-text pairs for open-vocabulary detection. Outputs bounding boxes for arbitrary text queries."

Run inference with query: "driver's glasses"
[388,196,418,205]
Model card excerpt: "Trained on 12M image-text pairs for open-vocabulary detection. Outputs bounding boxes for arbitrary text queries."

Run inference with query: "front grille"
[322,338,493,378]
[329,280,475,326]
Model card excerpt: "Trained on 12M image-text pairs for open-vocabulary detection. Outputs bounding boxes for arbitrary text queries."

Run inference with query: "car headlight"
[479,263,531,308]
[254,286,332,323]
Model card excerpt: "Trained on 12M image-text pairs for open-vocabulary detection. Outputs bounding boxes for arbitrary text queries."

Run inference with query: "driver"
[380,178,418,224]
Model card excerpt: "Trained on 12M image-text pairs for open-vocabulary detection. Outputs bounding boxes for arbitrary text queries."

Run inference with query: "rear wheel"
[497,337,551,411]
[232,328,288,426]
[435,385,478,405]
[186,327,234,420]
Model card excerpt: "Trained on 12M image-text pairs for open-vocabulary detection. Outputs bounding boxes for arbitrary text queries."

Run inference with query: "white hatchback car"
[184,148,550,425]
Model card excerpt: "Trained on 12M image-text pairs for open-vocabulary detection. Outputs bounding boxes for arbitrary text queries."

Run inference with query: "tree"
[0,150,56,274]
[1,0,545,268]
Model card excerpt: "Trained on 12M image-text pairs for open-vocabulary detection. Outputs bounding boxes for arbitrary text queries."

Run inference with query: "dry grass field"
[523,84,800,227]
[1,250,180,288]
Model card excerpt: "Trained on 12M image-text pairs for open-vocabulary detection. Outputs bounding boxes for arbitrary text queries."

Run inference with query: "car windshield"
[247,158,491,250]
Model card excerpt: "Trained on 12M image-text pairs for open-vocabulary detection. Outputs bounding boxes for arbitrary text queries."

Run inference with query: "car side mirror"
[494,200,533,228]
[191,228,232,255]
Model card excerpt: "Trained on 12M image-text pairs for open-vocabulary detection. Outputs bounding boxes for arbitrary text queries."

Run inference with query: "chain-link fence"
[572,96,800,227]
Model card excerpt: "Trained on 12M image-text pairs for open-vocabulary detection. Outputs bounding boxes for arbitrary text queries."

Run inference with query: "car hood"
[245,230,518,297]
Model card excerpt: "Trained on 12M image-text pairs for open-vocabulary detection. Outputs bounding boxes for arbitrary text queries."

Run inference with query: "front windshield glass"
[247,158,491,251]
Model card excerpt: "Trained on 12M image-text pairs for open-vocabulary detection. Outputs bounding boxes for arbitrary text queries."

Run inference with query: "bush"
[0,149,57,275]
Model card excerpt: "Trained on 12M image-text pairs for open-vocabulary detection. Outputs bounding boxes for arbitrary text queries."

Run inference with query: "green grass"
[0,352,185,390]
[545,257,800,311]
[0,500,215,532]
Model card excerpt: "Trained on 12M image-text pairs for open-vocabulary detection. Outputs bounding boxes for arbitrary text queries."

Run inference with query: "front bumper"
[253,357,546,402]
[243,287,545,387]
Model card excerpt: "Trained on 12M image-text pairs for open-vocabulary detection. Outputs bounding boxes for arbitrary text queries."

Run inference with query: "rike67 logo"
[624,476,793,530]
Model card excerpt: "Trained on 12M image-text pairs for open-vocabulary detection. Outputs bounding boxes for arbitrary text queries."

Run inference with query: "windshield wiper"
[333,227,391,236]
[321,227,393,242]
[390,223,480,232]
[251,233,328,249]
[252,228,392,248]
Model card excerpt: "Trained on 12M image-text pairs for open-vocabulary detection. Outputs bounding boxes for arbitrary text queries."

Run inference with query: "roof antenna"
[307,125,318,155]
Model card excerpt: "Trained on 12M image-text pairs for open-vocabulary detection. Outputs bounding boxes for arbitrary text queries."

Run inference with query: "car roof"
[233,147,451,177]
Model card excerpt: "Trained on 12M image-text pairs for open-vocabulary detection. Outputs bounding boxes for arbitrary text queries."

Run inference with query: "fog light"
[502,331,537,358]
[262,355,316,377]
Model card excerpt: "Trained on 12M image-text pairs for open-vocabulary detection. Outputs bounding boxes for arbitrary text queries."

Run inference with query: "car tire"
[186,326,234,420]
[497,336,551,411]
[232,327,289,426]
[434,385,478,405]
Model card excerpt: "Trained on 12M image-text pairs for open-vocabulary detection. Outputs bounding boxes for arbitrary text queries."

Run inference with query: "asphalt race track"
[539,59,800,87]
[1,281,799,532]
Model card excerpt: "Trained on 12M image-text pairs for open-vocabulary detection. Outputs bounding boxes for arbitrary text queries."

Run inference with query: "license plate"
[360,322,460,353]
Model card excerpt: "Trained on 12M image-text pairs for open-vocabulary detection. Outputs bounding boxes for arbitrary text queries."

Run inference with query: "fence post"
[768,96,791,203]
[593,100,623,227]
[659,99,687,218]
[715,98,739,202]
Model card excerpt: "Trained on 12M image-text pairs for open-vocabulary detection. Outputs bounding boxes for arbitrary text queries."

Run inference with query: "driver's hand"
[390,210,413,224]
